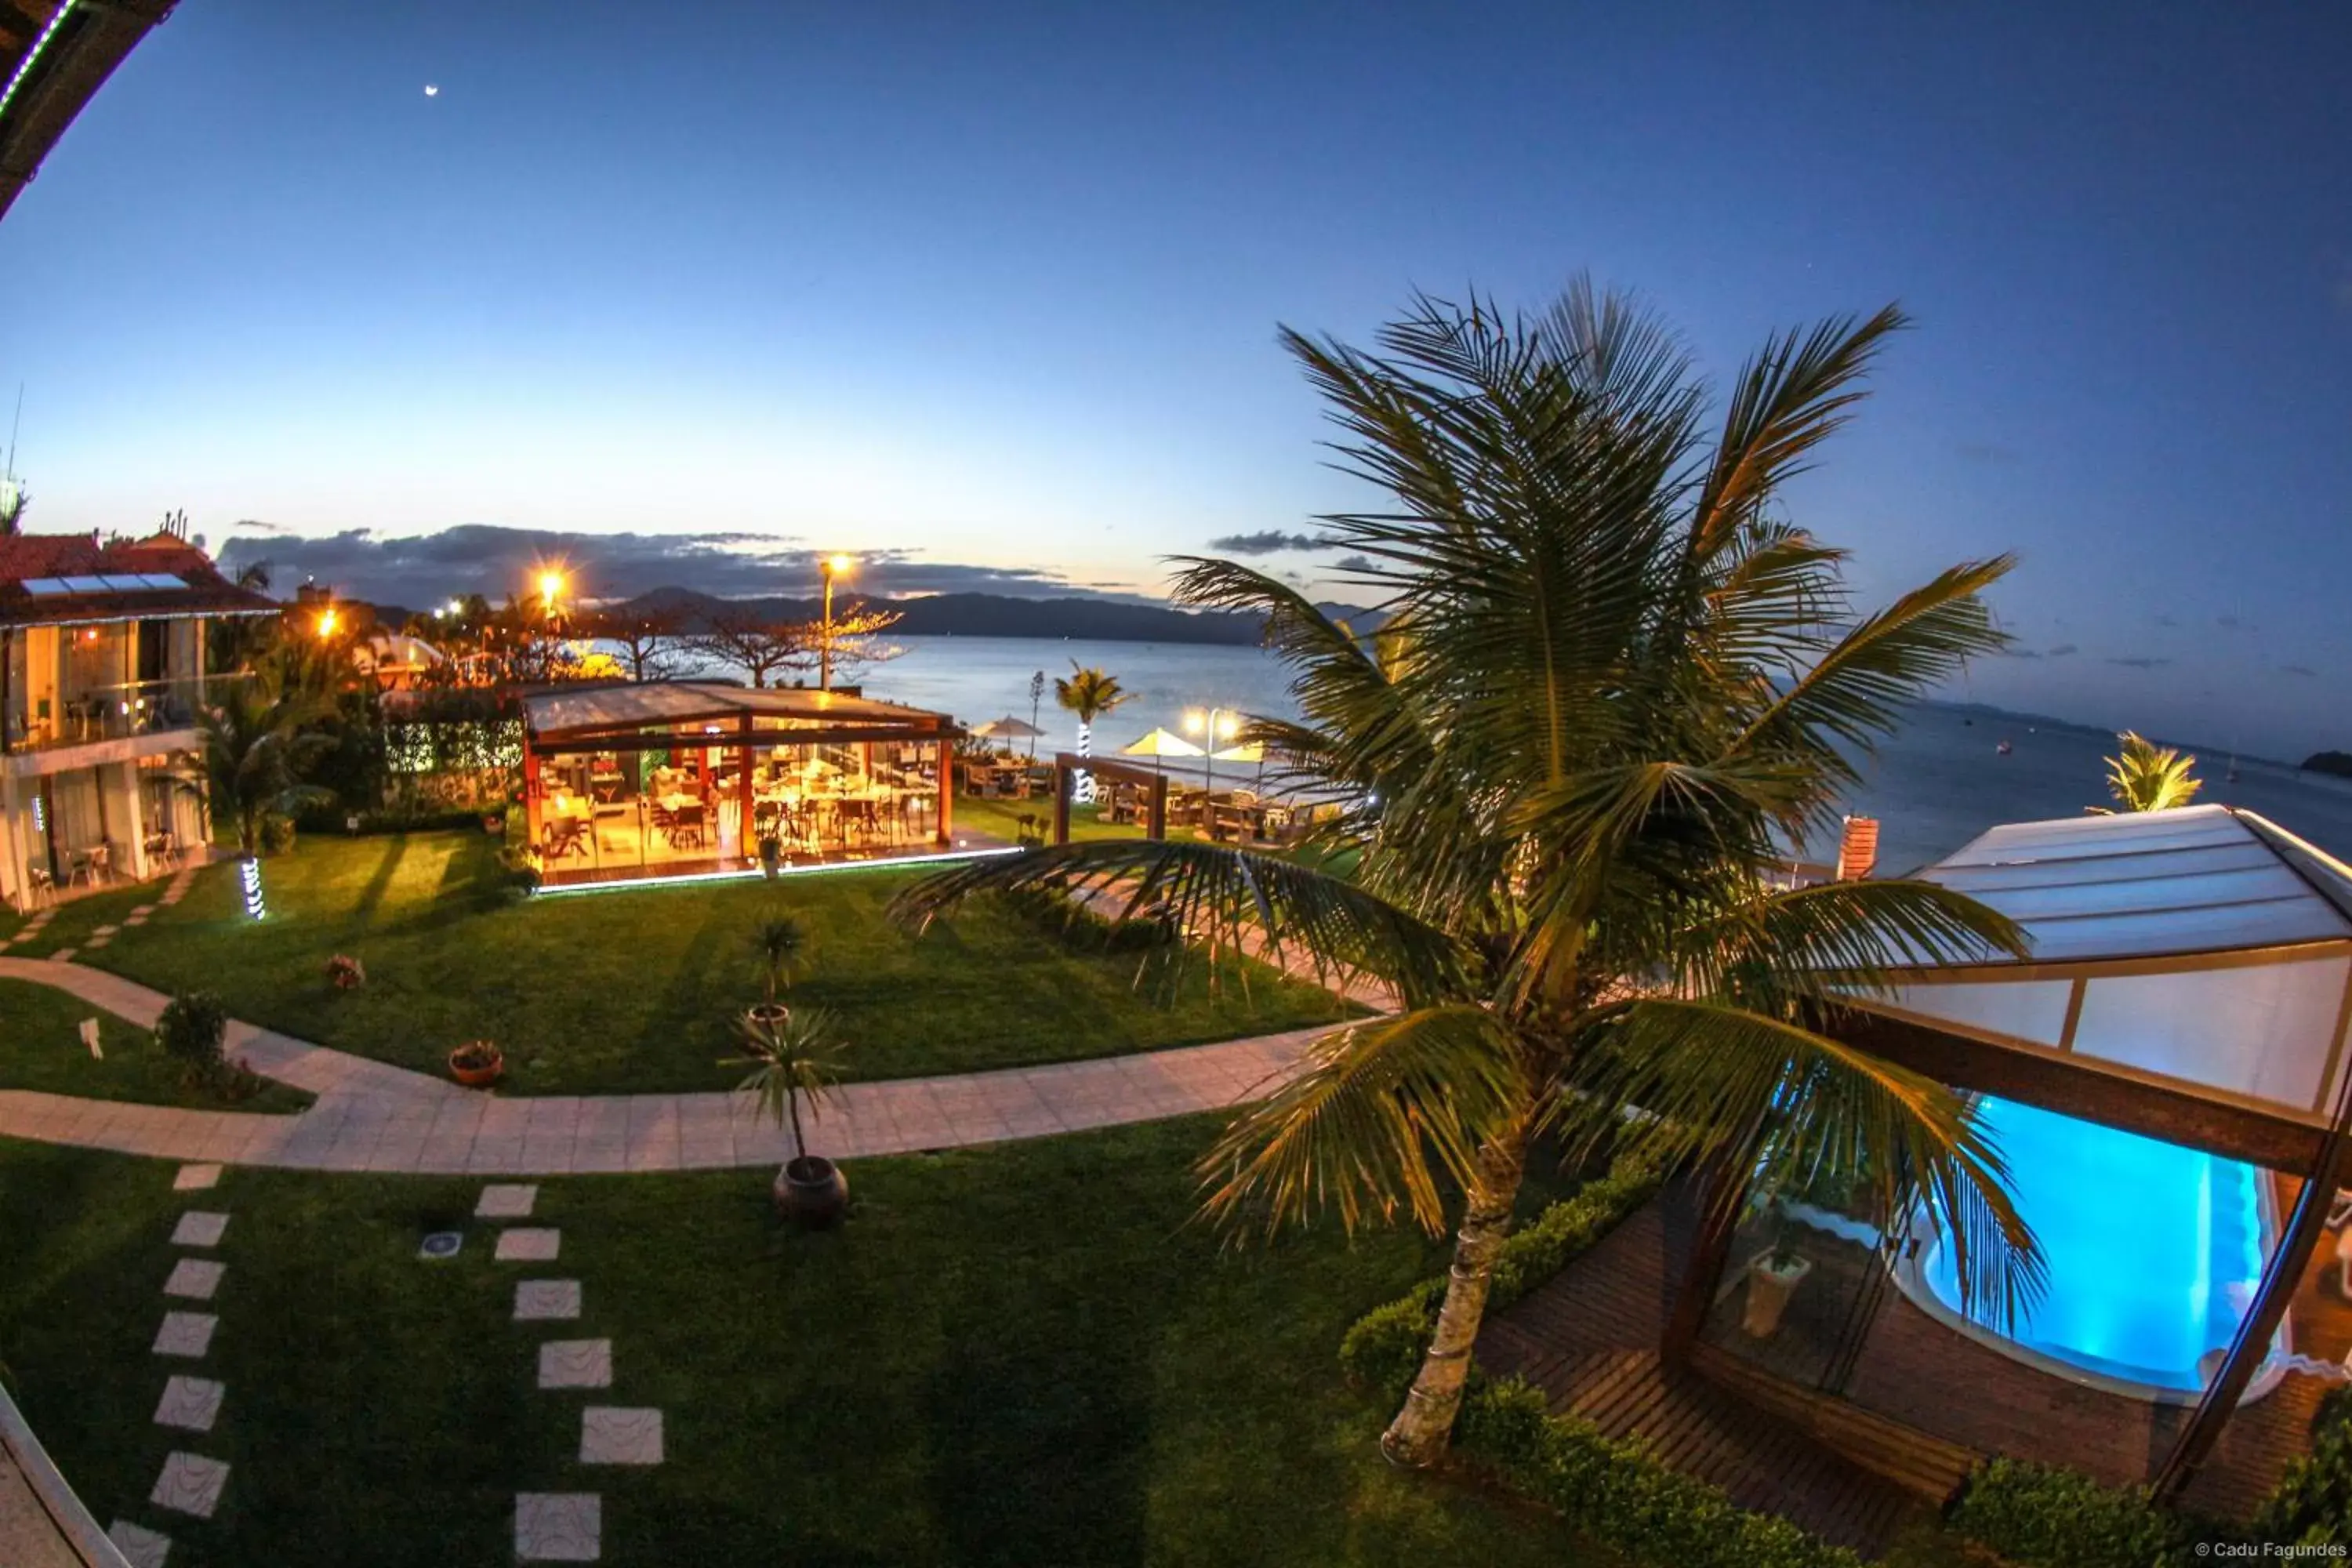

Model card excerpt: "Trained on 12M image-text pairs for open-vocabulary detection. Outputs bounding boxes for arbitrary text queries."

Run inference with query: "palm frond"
[1666,878,2027,1007]
[1197,1004,1526,1237]
[889,838,1476,1007]
[1556,996,2044,1327]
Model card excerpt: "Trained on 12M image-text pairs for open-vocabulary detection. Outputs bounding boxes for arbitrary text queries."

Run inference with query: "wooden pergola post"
[737,713,756,858]
[1148,774,1168,840]
[934,734,953,848]
[1052,760,1072,847]
[521,736,543,853]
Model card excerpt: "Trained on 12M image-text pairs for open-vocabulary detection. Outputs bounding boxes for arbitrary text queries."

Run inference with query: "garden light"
[241,857,267,920]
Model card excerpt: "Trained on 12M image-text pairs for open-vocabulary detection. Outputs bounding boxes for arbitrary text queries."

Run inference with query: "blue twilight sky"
[1,2,2348,755]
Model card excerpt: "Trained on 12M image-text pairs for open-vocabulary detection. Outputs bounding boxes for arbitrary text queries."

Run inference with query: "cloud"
[2281,664,2320,677]
[1955,442,2021,464]
[2005,648,2042,659]
[1206,530,1320,556]
[2046,643,2078,657]
[2106,655,2174,670]
[215,524,1107,610]
[1332,555,1377,574]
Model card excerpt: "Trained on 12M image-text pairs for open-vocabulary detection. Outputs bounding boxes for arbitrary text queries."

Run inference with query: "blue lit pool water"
[1906,1096,2277,1398]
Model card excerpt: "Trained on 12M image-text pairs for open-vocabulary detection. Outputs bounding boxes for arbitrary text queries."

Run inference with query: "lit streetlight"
[819,554,855,691]
[1184,706,1242,819]
[315,607,339,637]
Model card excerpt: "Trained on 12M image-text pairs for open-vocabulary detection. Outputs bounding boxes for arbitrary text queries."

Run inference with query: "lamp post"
[819,554,853,691]
[1184,706,1240,828]
[537,569,566,631]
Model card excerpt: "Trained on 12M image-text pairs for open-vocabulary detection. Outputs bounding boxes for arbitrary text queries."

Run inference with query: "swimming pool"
[1893,1095,2286,1403]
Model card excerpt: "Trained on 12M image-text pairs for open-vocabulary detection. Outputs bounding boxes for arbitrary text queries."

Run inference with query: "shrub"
[155,993,230,1080]
[259,812,298,855]
[449,1040,503,1073]
[2249,1384,2352,1548]
[1455,1377,1864,1568]
[1948,1457,2183,1568]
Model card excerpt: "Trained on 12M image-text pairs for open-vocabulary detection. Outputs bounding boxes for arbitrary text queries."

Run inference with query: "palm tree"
[896,281,2039,1465]
[197,667,336,857]
[749,912,808,1016]
[1054,663,1131,805]
[2096,731,2202,813]
[728,1006,847,1178]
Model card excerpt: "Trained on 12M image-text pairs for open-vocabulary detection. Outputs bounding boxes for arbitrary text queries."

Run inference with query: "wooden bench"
[1687,1340,1981,1504]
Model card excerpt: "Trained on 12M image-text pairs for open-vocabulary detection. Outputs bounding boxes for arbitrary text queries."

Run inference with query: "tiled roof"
[0,530,279,626]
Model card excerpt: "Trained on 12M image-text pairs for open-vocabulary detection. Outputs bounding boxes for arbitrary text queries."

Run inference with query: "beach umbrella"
[972,714,1044,756]
[1121,727,1206,782]
[1211,739,1268,793]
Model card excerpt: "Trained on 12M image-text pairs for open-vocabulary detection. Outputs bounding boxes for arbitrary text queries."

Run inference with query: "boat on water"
[1997,739,2014,757]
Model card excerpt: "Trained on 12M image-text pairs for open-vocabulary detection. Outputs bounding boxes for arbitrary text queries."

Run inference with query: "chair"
[23,866,54,909]
[67,844,110,887]
[543,818,590,861]
[144,830,178,875]
[666,803,707,850]
[840,799,882,851]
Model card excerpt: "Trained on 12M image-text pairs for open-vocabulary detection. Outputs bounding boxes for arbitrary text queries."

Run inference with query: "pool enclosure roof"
[1838,805,2352,1167]
[521,681,957,745]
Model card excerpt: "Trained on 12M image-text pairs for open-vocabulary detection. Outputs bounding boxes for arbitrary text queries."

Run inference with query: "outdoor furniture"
[840,798,882,851]
[67,844,110,886]
[144,830,178,873]
[543,818,591,860]
[665,803,707,850]
[23,866,54,909]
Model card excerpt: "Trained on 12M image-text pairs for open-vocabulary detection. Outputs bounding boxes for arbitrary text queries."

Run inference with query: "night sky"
[1,2,2347,754]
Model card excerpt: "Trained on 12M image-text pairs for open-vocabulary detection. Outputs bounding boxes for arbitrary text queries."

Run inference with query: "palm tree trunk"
[1073,719,1097,804]
[1381,1118,1529,1466]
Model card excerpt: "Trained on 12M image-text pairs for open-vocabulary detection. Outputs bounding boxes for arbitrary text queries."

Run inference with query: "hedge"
[1947,1458,2185,1568]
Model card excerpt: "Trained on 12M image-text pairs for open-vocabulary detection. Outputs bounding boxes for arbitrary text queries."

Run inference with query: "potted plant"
[1740,1211,1813,1338]
[448,1039,505,1088]
[482,807,508,837]
[728,1007,849,1227]
[757,831,784,879]
[325,953,366,992]
[746,913,806,1032]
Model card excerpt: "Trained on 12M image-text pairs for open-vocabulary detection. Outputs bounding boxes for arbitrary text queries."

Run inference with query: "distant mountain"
[618,587,1386,645]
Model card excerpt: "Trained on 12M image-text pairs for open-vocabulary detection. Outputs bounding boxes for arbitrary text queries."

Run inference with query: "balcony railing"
[5,673,244,754]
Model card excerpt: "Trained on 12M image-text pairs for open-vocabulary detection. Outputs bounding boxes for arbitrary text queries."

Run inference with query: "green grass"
[956,792,1144,844]
[0,979,311,1113]
[0,1121,1589,1567]
[62,832,1349,1097]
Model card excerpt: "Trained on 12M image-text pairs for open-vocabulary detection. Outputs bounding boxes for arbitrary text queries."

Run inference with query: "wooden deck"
[1483,1180,2344,1553]
[1477,1191,1932,1556]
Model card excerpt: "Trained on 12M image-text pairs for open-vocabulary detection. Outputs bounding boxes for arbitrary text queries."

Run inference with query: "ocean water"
[844,635,2352,871]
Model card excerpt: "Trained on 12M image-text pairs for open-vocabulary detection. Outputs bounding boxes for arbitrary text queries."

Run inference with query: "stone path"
[107,1159,241,1563]
[0,956,1330,1175]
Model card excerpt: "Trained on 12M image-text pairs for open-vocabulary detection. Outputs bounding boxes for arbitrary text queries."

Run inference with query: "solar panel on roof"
[19,577,72,594]
[60,575,110,592]
[138,573,188,590]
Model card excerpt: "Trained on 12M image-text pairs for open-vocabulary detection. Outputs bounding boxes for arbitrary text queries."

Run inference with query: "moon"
[423,84,439,97]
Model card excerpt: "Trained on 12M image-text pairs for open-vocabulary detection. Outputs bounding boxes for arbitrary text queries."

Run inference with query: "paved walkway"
[0,957,1327,1176]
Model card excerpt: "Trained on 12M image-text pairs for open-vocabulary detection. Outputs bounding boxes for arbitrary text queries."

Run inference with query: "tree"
[583,602,689,682]
[1054,663,1130,804]
[198,665,337,856]
[689,608,811,688]
[896,281,2038,1465]
[2096,731,2202,812]
[808,601,905,689]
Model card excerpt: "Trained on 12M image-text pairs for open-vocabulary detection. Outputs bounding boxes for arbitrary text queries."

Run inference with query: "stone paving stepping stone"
[477,1183,539,1218]
[579,1406,663,1465]
[495,1228,561,1262]
[127,913,149,926]
[514,1279,582,1321]
[150,1451,230,1519]
[515,1492,601,1562]
[107,1519,173,1568]
[163,1259,224,1301]
[538,1339,612,1390]
[172,1164,222,1192]
[172,1211,230,1247]
[132,904,156,916]
[154,1375,225,1433]
[152,1312,218,1359]
[47,946,74,962]
[93,924,119,936]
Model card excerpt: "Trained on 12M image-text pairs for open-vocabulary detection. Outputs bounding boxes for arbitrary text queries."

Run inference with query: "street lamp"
[315,607,339,637]
[537,569,566,621]
[819,554,855,691]
[1184,706,1241,808]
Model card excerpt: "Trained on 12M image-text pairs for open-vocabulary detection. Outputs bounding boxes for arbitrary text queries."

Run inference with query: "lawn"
[0,979,311,1113]
[33,832,1349,1097]
[0,1120,1592,1566]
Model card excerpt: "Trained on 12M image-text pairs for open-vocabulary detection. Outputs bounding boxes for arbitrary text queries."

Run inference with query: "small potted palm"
[747,913,806,1033]
[1740,1203,1813,1338]
[729,1007,850,1227]
[448,1039,505,1088]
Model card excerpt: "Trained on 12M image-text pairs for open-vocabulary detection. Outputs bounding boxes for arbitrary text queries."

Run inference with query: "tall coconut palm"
[198,666,336,857]
[1054,663,1130,804]
[2096,731,2202,813]
[897,281,2041,1464]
